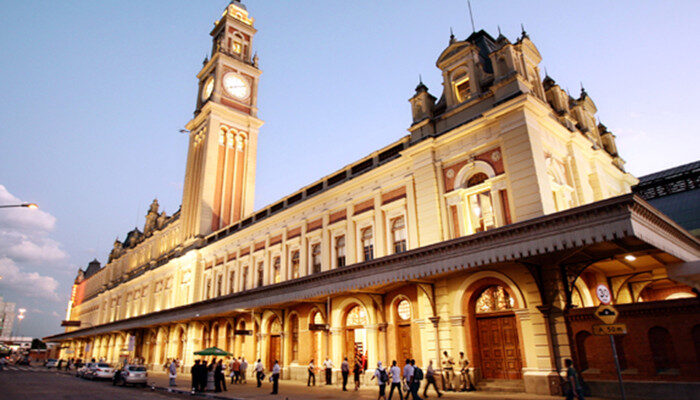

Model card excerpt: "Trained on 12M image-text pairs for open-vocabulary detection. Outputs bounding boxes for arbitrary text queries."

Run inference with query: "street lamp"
[0,203,38,209]
[16,308,26,338]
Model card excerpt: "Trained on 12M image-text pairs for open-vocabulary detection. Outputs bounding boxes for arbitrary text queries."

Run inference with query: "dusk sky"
[0,1,698,338]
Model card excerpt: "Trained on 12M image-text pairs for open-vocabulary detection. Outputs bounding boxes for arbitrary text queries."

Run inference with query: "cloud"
[0,185,56,232]
[0,230,67,263]
[0,257,60,301]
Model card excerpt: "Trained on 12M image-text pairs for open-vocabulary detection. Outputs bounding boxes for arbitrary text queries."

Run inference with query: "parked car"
[112,365,148,387]
[86,363,114,380]
[45,359,58,368]
[77,362,95,378]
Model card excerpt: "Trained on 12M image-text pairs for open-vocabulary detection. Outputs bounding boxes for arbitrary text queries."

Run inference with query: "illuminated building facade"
[47,2,700,397]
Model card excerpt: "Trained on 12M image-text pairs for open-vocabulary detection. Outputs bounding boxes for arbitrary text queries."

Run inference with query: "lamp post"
[16,308,26,338]
[0,203,38,209]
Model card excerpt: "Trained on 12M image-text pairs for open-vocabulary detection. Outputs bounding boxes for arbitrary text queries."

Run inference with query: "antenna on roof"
[467,0,476,33]
[419,74,423,84]
[497,25,502,36]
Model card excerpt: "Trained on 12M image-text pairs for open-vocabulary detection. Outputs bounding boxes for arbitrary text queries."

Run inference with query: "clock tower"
[181,0,263,241]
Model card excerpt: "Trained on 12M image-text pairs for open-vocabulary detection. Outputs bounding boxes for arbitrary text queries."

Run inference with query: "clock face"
[222,72,250,100]
[202,77,214,101]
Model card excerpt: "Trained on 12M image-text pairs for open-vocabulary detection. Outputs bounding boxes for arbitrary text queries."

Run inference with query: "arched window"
[346,305,368,326]
[475,285,515,313]
[202,326,210,348]
[257,261,264,287]
[361,227,374,261]
[396,299,411,321]
[229,271,235,293]
[290,314,299,362]
[291,250,300,279]
[391,217,407,254]
[311,244,322,274]
[575,331,591,371]
[273,257,281,283]
[648,326,678,372]
[335,236,346,267]
[241,266,248,291]
[466,172,488,187]
[205,278,212,300]
[216,274,223,297]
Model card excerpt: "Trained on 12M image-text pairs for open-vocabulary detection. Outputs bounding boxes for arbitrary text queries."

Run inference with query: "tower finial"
[497,25,502,36]
[520,23,529,39]
[467,0,476,33]
[419,74,423,84]
[449,27,456,44]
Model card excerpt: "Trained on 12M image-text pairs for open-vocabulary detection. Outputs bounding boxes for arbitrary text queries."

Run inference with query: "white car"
[45,359,58,368]
[87,363,114,380]
[77,362,95,378]
[113,365,148,387]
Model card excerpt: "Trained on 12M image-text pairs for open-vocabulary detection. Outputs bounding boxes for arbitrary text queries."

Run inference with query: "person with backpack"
[388,360,404,400]
[409,359,423,400]
[371,361,388,400]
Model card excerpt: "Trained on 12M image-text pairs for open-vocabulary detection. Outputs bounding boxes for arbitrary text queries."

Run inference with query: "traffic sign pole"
[609,334,626,400]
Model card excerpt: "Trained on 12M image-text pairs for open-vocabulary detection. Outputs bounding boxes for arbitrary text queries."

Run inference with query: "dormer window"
[453,69,471,102]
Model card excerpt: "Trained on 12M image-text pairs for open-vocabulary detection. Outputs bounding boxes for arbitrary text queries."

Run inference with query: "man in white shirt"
[239,357,248,384]
[388,360,404,400]
[254,359,264,387]
[270,360,280,394]
[371,361,388,400]
[323,357,333,385]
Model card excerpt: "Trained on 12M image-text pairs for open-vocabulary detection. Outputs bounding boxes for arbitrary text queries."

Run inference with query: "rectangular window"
[229,271,235,293]
[216,275,223,297]
[241,266,248,291]
[391,216,407,254]
[335,236,346,267]
[257,261,264,287]
[291,250,300,279]
[273,257,281,283]
[311,244,321,274]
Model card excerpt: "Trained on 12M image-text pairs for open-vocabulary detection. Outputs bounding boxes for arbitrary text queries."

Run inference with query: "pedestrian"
[206,359,216,391]
[255,358,264,387]
[370,361,388,400]
[308,358,316,386]
[341,357,350,391]
[388,360,404,400]
[191,360,201,392]
[57,359,63,370]
[353,358,362,391]
[231,357,240,384]
[270,359,280,394]
[198,359,207,392]
[458,352,473,391]
[323,357,333,385]
[422,360,442,398]
[409,359,423,400]
[215,359,227,392]
[240,357,248,384]
[169,358,178,387]
[402,359,413,393]
[564,359,585,400]
[441,351,455,391]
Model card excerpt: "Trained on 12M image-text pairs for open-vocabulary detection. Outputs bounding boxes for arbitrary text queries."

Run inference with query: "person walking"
[353,358,362,391]
[198,359,208,392]
[422,360,442,398]
[307,359,317,386]
[441,351,455,391]
[255,358,264,387]
[458,352,473,391]
[215,359,227,392]
[270,359,281,394]
[341,357,350,391]
[323,357,333,385]
[409,359,423,400]
[169,359,178,387]
[239,357,248,384]
[564,359,585,400]
[370,361,388,400]
[402,359,413,394]
[388,360,404,400]
[229,357,238,384]
[205,359,216,391]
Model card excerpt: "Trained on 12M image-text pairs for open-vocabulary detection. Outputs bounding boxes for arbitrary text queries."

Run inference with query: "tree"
[30,338,46,350]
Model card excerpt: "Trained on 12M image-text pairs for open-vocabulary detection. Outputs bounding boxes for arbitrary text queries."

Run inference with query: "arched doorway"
[235,321,246,356]
[157,329,167,365]
[176,328,185,361]
[473,284,522,380]
[211,323,219,348]
[394,298,412,361]
[147,331,156,365]
[289,314,299,363]
[310,311,324,363]
[344,304,368,364]
[202,325,210,349]
[267,316,282,369]
[225,323,233,354]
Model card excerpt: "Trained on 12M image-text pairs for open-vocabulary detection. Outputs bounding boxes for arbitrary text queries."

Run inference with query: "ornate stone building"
[47,2,700,397]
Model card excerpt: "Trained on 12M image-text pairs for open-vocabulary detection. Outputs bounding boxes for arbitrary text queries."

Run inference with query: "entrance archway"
[235,321,246,356]
[394,298,412,361]
[471,284,522,380]
[176,328,185,361]
[310,310,324,363]
[344,304,368,365]
[225,323,233,353]
[266,316,282,369]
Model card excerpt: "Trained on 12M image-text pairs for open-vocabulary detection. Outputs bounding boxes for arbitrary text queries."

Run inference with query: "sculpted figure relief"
[144,198,160,236]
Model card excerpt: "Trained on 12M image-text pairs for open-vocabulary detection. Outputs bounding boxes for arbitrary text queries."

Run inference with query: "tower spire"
[467,0,476,33]
[449,27,456,44]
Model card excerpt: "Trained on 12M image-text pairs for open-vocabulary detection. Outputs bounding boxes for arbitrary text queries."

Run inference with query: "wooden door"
[397,324,412,361]
[268,335,281,369]
[477,314,522,379]
[345,329,355,360]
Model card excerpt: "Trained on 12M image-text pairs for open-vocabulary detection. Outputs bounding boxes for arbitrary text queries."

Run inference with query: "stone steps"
[476,379,525,393]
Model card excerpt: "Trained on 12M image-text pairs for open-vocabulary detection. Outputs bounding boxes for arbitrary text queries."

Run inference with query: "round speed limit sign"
[596,284,612,305]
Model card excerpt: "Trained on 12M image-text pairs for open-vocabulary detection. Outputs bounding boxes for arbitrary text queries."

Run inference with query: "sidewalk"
[147,370,602,400]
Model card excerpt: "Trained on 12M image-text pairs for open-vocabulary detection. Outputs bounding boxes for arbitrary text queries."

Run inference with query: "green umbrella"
[193,347,232,356]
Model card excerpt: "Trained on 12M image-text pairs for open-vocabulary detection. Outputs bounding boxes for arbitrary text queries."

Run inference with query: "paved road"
[0,366,180,400]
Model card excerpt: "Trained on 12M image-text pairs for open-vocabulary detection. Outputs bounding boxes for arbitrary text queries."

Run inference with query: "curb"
[148,384,249,400]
